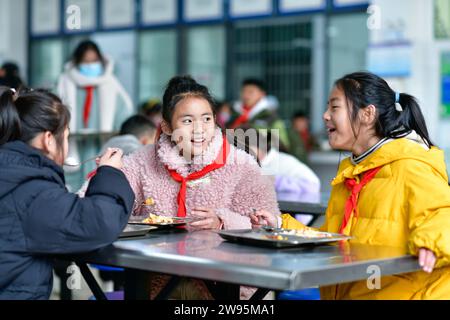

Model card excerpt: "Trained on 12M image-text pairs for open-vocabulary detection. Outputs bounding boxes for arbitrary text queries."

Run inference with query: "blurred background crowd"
[1,0,450,202]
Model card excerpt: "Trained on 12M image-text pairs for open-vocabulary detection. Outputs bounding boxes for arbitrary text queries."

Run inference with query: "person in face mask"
[56,40,133,178]
[78,60,104,78]
[57,40,133,133]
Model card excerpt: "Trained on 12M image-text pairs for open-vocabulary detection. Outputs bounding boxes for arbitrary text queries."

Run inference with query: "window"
[186,26,226,100]
[230,18,313,120]
[30,39,65,89]
[327,13,369,89]
[138,30,177,104]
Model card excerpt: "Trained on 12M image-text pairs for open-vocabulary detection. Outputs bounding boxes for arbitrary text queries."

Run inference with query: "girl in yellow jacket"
[251,71,450,300]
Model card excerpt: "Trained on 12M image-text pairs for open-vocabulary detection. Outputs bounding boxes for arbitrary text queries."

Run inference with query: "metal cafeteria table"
[61,229,421,300]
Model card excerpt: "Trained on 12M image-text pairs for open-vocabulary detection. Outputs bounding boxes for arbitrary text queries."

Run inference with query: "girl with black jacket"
[0,87,134,300]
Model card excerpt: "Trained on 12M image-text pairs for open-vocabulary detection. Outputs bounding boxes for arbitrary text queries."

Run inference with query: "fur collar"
[157,128,224,177]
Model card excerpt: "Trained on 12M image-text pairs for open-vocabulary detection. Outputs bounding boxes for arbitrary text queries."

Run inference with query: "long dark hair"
[0,87,71,148]
[162,75,217,126]
[335,72,433,147]
[72,40,106,66]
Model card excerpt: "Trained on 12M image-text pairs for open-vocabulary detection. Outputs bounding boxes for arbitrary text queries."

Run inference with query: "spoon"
[64,156,98,168]
[64,150,120,168]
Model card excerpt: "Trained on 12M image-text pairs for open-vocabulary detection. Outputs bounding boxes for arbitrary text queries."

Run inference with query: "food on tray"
[142,214,174,224]
[218,229,350,248]
[280,228,333,238]
[264,235,288,241]
[260,226,334,239]
[144,197,155,206]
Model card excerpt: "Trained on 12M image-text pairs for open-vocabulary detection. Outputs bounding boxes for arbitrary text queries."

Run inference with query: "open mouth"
[327,128,336,134]
[191,138,206,146]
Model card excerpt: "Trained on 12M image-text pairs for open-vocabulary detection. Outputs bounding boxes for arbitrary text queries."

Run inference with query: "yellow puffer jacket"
[281,138,450,299]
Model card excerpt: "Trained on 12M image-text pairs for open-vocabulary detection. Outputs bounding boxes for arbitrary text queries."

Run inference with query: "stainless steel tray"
[218,228,351,248]
[128,221,187,228]
[128,215,202,228]
[120,224,157,238]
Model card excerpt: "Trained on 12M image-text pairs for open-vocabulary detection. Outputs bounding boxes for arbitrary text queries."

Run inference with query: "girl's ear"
[42,131,55,154]
[28,131,56,159]
[160,120,172,136]
[361,104,377,126]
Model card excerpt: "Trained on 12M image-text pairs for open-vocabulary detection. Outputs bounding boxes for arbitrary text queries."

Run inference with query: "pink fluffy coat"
[123,129,280,229]
[122,129,280,299]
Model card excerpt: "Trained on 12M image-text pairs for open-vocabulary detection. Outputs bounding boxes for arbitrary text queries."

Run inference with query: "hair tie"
[394,92,403,112]
[9,88,19,102]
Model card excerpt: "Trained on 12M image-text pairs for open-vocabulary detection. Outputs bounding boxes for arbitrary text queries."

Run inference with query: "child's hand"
[419,248,436,273]
[250,210,277,229]
[190,208,222,230]
[99,148,123,170]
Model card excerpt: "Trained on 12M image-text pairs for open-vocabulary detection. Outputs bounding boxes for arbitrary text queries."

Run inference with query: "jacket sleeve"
[281,214,307,229]
[281,208,329,232]
[405,160,450,268]
[21,166,135,254]
[122,152,145,214]
[216,162,280,230]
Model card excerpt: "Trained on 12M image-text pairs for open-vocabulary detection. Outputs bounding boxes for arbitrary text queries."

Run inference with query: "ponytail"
[0,87,21,145]
[0,87,71,148]
[335,72,434,148]
[393,93,433,147]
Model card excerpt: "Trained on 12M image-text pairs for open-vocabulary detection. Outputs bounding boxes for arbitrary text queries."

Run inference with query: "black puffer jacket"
[0,141,134,300]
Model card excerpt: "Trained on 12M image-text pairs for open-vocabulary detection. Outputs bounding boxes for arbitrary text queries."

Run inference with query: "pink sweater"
[123,129,280,229]
[122,129,280,299]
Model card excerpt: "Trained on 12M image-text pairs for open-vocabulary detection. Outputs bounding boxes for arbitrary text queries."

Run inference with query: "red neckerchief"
[339,167,382,234]
[230,105,252,129]
[82,86,95,128]
[165,135,229,218]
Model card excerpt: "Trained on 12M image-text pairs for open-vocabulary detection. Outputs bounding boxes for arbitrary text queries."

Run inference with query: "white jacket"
[261,148,321,203]
[57,57,133,133]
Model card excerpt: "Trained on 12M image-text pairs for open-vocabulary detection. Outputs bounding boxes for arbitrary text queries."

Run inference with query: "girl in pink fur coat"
[122,76,280,299]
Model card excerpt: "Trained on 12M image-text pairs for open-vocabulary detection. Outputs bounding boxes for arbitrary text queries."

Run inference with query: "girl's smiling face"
[162,96,216,159]
[323,86,357,151]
